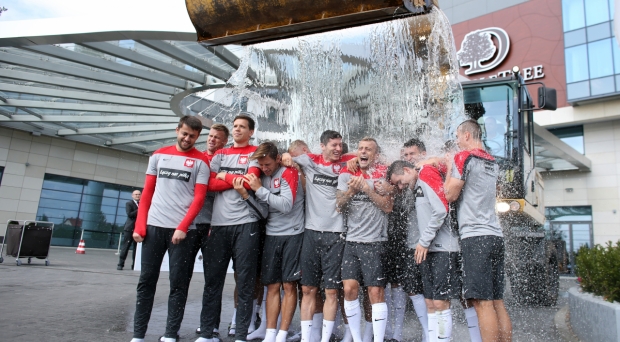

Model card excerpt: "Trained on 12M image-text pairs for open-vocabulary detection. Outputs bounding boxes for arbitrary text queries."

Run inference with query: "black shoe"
[117,265,123,270]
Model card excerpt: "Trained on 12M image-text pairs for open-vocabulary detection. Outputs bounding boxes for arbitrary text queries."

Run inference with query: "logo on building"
[457,27,510,75]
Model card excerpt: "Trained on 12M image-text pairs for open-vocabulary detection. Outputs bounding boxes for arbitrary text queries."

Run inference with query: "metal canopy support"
[203,45,240,68]
[22,45,187,88]
[138,40,232,81]
[105,131,178,145]
[1,99,175,116]
[57,123,177,136]
[80,42,206,84]
[0,83,169,109]
[0,69,171,102]
[534,123,592,172]
[0,52,176,94]
[0,115,181,123]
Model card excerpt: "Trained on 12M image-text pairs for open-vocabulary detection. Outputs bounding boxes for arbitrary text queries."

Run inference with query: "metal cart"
[0,220,54,266]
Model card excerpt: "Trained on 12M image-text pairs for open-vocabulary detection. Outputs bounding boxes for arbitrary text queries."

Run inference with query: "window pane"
[587,22,611,41]
[565,28,587,47]
[40,189,82,202]
[614,41,620,73]
[38,198,81,211]
[42,177,83,192]
[589,39,614,78]
[567,81,591,99]
[591,76,616,95]
[565,45,589,82]
[585,0,610,26]
[563,0,586,31]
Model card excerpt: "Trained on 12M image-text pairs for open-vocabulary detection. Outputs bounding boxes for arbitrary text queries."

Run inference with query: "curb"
[554,305,580,342]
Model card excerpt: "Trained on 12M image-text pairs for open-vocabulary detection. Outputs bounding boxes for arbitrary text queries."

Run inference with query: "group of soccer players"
[130,114,512,342]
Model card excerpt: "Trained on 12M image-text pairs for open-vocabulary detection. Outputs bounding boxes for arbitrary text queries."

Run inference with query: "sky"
[0,0,191,24]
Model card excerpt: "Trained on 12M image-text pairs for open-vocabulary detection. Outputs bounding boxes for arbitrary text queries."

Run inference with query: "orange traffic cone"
[76,239,86,254]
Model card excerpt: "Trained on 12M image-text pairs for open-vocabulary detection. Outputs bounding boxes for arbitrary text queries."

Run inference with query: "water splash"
[200,8,465,159]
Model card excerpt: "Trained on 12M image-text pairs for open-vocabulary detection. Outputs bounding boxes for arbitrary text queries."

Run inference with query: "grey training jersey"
[337,166,389,243]
[146,146,210,230]
[209,145,263,226]
[255,166,305,236]
[451,149,503,239]
[195,153,216,224]
[403,188,421,249]
[415,165,459,252]
[293,153,356,233]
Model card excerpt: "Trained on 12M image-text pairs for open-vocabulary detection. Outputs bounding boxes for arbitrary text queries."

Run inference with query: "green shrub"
[575,240,620,303]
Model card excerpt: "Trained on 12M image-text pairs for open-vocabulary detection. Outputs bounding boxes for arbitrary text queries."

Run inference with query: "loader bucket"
[186,0,436,45]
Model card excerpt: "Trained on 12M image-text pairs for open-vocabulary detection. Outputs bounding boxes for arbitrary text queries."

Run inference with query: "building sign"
[457,27,545,80]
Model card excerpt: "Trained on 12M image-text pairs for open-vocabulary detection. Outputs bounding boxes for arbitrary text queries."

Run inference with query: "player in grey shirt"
[336,137,393,342]
[444,120,512,342]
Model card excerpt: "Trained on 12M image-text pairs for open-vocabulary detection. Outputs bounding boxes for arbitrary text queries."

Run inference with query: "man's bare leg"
[320,288,339,342]
[493,300,512,342]
[472,299,500,342]
[301,285,318,342]
[343,280,362,342]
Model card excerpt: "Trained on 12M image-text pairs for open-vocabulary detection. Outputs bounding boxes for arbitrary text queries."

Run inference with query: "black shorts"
[421,252,462,300]
[461,235,505,300]
[261,234,303,285]
[300,229,346,289]
[341,241,386,287]
[402,248,425,295]
[385,228,408,284]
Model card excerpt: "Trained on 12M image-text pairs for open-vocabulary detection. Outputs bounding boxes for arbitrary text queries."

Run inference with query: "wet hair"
[342,142,349,154]
[359,137,381,154]
[178,115,203,133]
[288,140,309,153]
[386,160,414,180]
[210,123,229,139]
[442,140,458,153]
[458,119,482,141]
[403,138,426,152]
[233,114,255,131]
[250,141,279,161]
[320,130,342,145]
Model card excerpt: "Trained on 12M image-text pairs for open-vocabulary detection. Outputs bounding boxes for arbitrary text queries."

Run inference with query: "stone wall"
[569,287,620,342]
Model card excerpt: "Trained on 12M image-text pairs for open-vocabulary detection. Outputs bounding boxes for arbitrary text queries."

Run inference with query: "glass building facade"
[36,174,139,249]
[563,0,618,101]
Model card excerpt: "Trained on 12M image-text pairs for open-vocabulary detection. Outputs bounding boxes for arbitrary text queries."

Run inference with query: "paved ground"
[0,247,577,342]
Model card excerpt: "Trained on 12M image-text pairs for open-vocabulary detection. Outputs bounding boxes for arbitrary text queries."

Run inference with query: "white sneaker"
[229,323,237,336]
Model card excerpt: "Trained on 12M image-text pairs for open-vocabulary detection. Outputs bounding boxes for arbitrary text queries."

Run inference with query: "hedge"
[575,240,620,303]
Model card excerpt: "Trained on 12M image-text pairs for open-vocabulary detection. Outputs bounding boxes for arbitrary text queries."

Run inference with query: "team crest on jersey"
[238,155,249,165]
[273,178,281,188]
[332,163,341,174]
[184,159,195,168]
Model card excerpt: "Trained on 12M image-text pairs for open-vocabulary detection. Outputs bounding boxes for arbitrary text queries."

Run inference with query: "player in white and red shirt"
[197,114,263,342]
[444,120,512,342]
[131,116,210,342]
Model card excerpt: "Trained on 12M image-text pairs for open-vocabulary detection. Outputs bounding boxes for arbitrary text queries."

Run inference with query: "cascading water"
[200,7,465,158]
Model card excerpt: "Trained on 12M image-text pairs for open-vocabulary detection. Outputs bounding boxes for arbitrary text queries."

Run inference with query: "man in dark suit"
[117,190,141,270]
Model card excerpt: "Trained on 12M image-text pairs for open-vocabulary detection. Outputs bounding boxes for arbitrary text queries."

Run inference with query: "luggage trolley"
[0,220,54,266]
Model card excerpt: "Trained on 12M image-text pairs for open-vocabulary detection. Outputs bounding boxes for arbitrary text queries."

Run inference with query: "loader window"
[463,85,514,160]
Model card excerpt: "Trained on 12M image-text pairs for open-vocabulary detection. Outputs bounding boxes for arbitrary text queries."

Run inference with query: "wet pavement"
[0,247,577,341]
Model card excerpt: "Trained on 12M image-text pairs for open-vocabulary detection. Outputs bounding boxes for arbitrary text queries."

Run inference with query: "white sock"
[163,339,176,342]
[371,303,388,342]
[263,328,278,342]
[344,299,362,342]
[131,339,145,342]
[231,308,237,325]
[321,320,335,342]
[333,305,344,339]
[301,320,312,342]
[428,313,438,342]
[392,287,407,341]
[311,313,323,342]
[436,309,452,340]
[341,324,352,342]
[275,330,288,342]
[362,322,373,342]
[464,307,482,342]
[410,294,429,342]
[248,297,268,340]
[195,338,212,342]
[249,299,258,333]
[384,286,393,340]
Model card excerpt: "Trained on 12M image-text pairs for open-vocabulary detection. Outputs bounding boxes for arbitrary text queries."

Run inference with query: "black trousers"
[133,225,197,339]
[192,224,222,330]
[118,229,137,268]
[200,222,260,340]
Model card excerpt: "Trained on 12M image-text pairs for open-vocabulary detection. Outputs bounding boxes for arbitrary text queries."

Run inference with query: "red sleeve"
[134,174,156,238]
[454,151,470,176]
[282,167,299,204]
[176,183,208,233]
[224,166,261,190]
[208,172,234,192]
[420,167,449,212]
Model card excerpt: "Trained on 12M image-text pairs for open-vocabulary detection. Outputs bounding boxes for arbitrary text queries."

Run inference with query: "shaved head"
[458,120,482,141]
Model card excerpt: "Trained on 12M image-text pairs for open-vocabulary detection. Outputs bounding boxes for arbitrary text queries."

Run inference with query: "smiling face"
[321,137,343,162]
[389,167,418,190]
[176,124,200,152]
[357,140,378,170]
[232,118,253,145]
[206,129,228,154]
[401,145,426,163]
